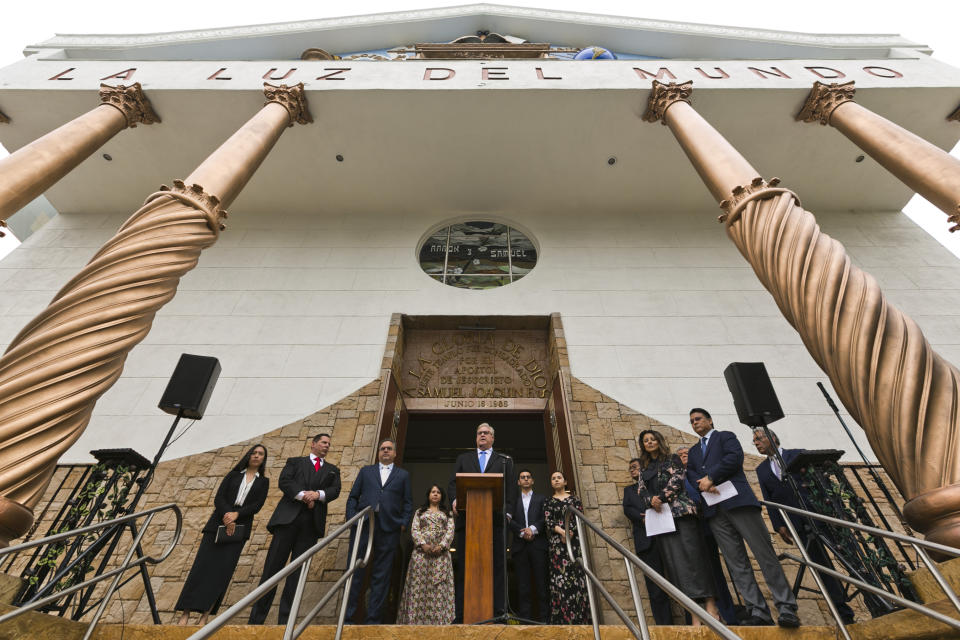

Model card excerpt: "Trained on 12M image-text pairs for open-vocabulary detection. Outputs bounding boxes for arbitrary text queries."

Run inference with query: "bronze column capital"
[645,87,960,549]
[642,79,763,205]
[796,80,856,126]
[185,85,311,211]
[263,82,313,126]
[0,84,161,223]
[98,82,160,129]
[641,80,692,124]
[797,80,960,233]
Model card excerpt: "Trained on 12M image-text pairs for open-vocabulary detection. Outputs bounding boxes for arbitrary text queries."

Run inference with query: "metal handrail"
[188,506,374,640]
[761,499,960,640]
[0,502,182,640]
[563,505,741,640]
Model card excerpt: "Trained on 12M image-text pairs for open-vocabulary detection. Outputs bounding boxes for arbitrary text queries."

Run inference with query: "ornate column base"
[904,484,960,554]
[0,496,33,547]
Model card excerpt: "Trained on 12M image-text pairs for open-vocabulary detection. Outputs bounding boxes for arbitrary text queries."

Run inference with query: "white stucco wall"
[1,203,956,464]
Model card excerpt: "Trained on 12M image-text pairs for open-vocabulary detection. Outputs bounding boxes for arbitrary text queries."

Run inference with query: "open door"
[376,370,409,464]
[542,369,577,494]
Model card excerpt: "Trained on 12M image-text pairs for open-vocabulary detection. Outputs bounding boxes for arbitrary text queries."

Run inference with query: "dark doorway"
[401,411,550,505]
[379,411,551,623]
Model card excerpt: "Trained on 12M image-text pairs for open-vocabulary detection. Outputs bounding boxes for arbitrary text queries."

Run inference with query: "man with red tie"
[249,433,341,625]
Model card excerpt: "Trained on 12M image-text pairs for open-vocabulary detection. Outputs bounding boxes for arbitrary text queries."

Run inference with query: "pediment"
[26,4,925,62]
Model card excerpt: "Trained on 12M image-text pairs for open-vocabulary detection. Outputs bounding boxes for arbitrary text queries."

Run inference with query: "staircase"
[89,624,835,640]
[5,534,960,639]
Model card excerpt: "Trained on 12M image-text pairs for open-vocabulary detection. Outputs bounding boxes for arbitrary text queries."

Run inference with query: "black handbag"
[215,523,246,544]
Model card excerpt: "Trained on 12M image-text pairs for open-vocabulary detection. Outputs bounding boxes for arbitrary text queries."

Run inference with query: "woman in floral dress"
[544,471,590,625]
[397,485,455,625]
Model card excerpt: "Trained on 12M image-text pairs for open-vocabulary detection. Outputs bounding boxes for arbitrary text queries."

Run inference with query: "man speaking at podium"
[448,423,517,622]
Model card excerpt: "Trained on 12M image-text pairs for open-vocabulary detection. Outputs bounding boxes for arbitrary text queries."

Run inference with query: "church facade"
[1,5,959,625]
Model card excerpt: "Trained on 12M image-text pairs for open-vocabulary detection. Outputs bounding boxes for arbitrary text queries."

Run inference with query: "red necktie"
[314,458,321,472]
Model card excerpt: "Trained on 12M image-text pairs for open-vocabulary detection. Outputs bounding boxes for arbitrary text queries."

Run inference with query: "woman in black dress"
[175,444,269,625]
[544,470,590,624]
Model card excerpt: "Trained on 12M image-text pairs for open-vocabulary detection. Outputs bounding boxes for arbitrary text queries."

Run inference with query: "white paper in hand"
[644,504,676,536]
[702,480,738,506]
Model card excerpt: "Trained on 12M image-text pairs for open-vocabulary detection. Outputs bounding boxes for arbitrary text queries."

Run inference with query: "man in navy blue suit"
[752,428,856,624]
[622,457,673,625]
[345,438,413,624]
[448,423,517,621]
[508,469,549,622]
[685,408,799,628]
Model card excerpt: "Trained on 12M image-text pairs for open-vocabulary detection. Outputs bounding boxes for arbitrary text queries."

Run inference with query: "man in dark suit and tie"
[447,422,517,622]
[676,446,739,626]
[752,428,856,624]
[685,408,799,628]
[508,469,548,622]
[622,457,673,625]
[249,433,341,625]
[344,438,413,624]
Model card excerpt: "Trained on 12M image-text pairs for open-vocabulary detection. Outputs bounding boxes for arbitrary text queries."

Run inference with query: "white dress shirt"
[380,463,394,485]
[235,471,259,506]
[520,489,538,535]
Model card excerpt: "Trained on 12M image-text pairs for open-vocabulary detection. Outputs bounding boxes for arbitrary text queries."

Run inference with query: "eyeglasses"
[477,430,493,435]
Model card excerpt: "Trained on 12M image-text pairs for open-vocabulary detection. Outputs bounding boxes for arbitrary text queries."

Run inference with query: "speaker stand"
[71,410,184,623]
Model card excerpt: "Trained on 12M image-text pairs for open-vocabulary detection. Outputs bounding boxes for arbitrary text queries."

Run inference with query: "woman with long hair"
[174,444,269,625]
[636,429,720,625]
[397,484,455,624]
[544,470,590,624]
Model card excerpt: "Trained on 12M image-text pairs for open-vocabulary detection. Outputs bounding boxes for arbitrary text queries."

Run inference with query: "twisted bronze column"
[0,83,311,545]
[0,83,159,225]
[645,80,960,549]
[797,81,960,232]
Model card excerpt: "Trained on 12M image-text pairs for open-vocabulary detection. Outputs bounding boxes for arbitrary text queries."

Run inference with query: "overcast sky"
[2,1,959,257]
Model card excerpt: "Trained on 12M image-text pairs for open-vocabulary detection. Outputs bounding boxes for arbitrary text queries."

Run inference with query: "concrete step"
[0,603,88,640]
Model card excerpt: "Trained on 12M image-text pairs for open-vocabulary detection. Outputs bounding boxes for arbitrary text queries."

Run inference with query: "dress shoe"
[777,610,801,628]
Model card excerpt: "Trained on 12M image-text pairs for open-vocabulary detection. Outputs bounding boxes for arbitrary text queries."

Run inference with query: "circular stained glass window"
[419,221,537,289]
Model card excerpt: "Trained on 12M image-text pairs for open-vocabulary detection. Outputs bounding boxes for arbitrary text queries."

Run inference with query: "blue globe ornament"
[574,46,616,60]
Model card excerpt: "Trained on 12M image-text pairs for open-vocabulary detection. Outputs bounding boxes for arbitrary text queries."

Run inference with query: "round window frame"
[415,217,539,290]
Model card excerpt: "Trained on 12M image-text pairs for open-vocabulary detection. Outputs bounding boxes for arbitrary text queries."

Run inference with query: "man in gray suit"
[249,433,341,625]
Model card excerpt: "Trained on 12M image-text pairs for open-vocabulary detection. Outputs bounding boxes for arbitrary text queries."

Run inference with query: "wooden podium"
[455,472,503,624]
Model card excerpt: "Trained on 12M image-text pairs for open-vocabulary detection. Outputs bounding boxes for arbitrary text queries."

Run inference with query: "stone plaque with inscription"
[401,330,549,410]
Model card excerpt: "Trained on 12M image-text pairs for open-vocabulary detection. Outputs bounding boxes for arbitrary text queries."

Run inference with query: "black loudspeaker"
[723,362,784,427]
[158,354,221,419]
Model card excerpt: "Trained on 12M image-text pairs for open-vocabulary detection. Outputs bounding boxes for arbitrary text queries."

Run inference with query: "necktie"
[700,436,708,455]
[314,457,321,472]
[479,450,487,472]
